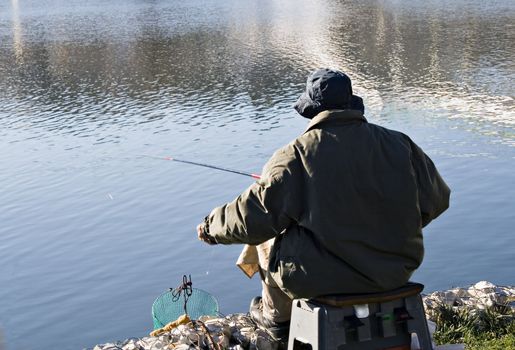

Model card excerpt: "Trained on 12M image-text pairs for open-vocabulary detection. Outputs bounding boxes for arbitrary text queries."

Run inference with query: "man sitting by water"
[196,68,450,342]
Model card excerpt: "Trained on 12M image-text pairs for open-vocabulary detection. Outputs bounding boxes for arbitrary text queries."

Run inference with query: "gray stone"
[172,345,191,350]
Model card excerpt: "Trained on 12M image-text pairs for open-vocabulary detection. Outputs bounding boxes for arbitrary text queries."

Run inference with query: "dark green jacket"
[206,109,450,298]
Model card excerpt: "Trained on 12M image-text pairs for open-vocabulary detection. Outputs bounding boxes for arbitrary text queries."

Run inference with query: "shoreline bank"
[88,281,515,350]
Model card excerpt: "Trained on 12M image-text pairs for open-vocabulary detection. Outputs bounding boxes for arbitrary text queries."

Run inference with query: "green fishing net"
[152,288,219,329]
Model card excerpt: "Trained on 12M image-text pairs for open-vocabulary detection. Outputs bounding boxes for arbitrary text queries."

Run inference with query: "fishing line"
[139,154,261,179]
[206,248,215,275]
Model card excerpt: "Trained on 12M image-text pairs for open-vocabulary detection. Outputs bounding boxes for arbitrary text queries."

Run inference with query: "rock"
[122,337,144,350]
[426,291,457,306]
[472,281,496,291]
[212,333,230,348]
[239,326,255,337]
[198,315,217,322]
[251,329,278,350]
[158,334,171,343]
[204,317,224,326]
[449,287,470,298]
[151,340,164,349]
[423,281,515,320]
[172,345,191,350]
[231,328,251,348]
[222,324,232,338]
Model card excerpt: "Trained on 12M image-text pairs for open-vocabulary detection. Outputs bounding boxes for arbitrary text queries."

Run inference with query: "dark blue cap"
[294,68,363,119]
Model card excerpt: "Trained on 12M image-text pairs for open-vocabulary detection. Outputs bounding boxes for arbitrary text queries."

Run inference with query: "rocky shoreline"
[423,281,515,318]
[88,281,514,350]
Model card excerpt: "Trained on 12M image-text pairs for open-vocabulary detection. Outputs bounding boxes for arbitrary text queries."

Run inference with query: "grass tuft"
[431,303,515,349]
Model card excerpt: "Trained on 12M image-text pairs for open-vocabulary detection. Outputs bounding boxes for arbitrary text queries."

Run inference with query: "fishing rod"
[140,154,261,179]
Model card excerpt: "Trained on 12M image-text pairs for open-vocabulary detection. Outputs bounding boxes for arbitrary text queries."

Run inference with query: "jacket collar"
[305,109,367,133]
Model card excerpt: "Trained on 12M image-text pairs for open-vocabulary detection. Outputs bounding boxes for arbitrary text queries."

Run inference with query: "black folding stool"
[287,282,432,350]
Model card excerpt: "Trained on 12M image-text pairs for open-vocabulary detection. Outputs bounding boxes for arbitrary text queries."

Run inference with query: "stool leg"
[288,299,320,350]
[406,295,433,350]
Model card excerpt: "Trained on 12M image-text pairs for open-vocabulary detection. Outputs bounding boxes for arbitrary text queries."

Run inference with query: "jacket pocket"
[275,225,308,298]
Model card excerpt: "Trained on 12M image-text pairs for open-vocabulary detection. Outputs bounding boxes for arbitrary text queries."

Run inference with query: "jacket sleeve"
[205,145,303,245]
[409,140,451,227]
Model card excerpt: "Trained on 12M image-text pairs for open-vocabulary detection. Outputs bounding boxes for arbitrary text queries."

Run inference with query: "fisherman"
[196,68,450,343]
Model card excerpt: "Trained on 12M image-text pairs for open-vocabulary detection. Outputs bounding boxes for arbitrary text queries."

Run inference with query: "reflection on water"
[0,0,514,349]
[10,0,23,62]
[1,0,513,142]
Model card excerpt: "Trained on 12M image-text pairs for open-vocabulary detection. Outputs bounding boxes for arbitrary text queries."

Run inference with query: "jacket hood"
[293,68,364,119]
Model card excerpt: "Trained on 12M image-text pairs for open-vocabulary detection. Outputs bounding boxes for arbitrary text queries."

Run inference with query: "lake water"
[0,0,514,348]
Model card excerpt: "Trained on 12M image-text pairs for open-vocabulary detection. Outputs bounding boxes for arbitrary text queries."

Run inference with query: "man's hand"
[197,223,217,245]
